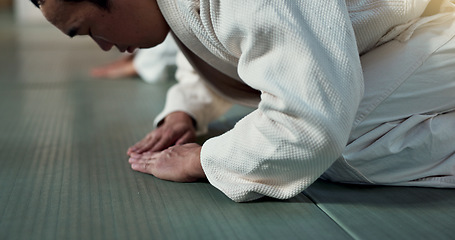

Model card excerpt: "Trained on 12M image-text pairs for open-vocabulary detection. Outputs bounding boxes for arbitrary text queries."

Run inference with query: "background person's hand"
[128,143,205,182]
[90,54,138,79]
[127,111,196,155]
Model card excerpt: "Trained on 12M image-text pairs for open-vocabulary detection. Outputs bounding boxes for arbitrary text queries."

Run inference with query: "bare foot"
[90,54,138,79]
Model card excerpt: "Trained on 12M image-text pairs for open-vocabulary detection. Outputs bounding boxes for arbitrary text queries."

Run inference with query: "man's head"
[32,0,169,53]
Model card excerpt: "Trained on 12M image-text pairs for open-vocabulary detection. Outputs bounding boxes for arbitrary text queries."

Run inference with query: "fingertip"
[131,163,142,172]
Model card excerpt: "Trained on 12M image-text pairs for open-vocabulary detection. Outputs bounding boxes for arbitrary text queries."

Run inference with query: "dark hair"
[30,0,110,10]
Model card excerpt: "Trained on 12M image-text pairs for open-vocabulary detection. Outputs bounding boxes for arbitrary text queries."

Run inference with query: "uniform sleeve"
[154,52,233,135]
[200,1,364,202]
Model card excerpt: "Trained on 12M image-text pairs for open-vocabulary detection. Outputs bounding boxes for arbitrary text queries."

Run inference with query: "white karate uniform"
[155,0,455,202]
[324,5,455,187]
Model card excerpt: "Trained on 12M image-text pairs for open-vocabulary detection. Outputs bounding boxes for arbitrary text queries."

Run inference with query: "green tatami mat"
[0,77,351,240]
[305,180,455,240]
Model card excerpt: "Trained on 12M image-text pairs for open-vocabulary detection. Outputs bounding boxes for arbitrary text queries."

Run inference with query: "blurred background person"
[90,34,178,83]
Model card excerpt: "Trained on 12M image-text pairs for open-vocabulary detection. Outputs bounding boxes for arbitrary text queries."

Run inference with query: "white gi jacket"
[154,0,450,202]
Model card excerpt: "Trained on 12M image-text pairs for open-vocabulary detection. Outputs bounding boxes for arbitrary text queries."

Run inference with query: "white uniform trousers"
[323,11,455,187]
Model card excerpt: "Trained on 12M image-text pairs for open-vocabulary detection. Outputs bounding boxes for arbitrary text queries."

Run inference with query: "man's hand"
[128,143,205,182]
[127,111,196,155]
